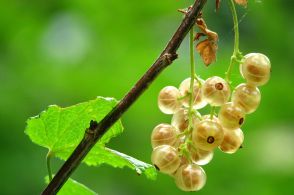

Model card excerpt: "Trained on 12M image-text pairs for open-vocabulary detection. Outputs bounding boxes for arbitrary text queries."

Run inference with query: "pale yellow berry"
[232,83,261,114]
[151,145,180,174]
[158,86,181,114]
[240,53,271,86]
[202,76,230,106]
[219,128,244,154]
[151,124,178,148]
[174,164,206,191]
[179,78,207,109]
[218,102,245,130]
[192,119,224,151]
[171,108,200,132]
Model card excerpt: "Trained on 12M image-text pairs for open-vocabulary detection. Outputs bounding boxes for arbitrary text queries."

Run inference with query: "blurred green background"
[1,0,293,194]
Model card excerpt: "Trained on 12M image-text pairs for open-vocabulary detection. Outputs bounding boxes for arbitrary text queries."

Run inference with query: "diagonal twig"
[42,0,207,194]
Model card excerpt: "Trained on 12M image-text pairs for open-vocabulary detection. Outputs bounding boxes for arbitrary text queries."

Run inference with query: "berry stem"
[192,109,202,120]
[225,0,242,84]
[46,150,53,182]
[179,26,199,162]
[194,74,202,87]
[177,93,190,101]
[179,142,192,163]
[210,106,216,120]
[188,27,196,131]
[179,27,197,161]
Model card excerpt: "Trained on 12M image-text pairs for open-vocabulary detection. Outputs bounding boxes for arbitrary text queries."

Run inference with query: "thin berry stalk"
[225,0,242,83]
[188,27,196,130]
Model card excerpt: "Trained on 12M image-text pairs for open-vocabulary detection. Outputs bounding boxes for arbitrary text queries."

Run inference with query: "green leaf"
[25,96,157,180]
[25,96,123,154]
[45,176,97,195]
[25,96,123,160]
[86,147,157,180]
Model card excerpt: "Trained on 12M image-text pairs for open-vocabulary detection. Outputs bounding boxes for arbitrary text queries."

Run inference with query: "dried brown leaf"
[216,0,221,11]
[195,18,218,66]
[196,18,208,33]
[194,33,206,41]
[196,39,217,66]
[234,0,247,7]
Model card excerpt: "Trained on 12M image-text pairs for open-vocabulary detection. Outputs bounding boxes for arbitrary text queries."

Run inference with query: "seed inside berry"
[207,136,215,144]
[239,118,244,125]
[215,82,223,90]
[154,164,160,171]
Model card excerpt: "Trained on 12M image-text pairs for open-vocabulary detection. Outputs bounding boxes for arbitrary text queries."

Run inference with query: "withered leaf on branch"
[196,39,217,66]
[234,0,247,7]
[195,18,218,66]
[216,0,221,11]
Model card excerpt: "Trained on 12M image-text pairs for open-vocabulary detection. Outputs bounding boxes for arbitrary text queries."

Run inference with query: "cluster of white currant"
[150,53,271,191]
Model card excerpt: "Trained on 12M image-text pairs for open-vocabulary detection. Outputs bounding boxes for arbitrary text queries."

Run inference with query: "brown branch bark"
[42,0,207,194]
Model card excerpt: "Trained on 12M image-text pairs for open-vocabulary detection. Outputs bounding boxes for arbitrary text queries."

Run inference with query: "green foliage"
[1,0,292,194]
[104,148,157,180]
[45,176,97,195]
[25,96,156,180]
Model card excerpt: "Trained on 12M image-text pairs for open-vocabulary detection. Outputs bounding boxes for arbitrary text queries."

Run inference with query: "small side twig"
[42,0,207,194]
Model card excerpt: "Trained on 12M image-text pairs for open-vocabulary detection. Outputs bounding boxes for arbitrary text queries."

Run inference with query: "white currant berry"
[218,102,245,130]
[151,124,178,148]
[219,128,244,154]
[158,86,181,114]
[240,53,271,86]
[202,76,230,106]
[189,146,213,165]
[192,119,224,151]
[174,163,206,191]
[179,78,207,109]
[171,108,200,132]
[232,83,261,114]
[151,145,180,174]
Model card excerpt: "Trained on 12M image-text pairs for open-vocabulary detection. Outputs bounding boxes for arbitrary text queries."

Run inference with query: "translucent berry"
[158,86,181,114]
[174,164,206,191]
[192,119,224,151]
[202,76,230,106]
[179,78,207,109]
[189,146,213,165]
[171,108,200,132]
[151,145,180,174]
[232,83,261,114]
[151,124,178,148]
[240,53,271,86]
[219,128,244,154]
[218,102,245,130]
